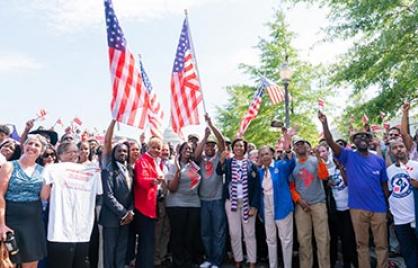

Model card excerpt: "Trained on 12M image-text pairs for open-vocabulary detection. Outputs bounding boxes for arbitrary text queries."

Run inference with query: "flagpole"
[184,9,207,115]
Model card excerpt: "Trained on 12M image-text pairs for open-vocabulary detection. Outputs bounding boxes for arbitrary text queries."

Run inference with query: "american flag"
[318,98,325,109]
[104,0,149,128]
[138,58,164,138]
[370,124,382,132]
[260,76,285,105]
[237,86,264,137]
[55,118,64,127]
[73,117,82,126]
[36,108,47,120]
[362,114,369,124]
[170,17,203,135]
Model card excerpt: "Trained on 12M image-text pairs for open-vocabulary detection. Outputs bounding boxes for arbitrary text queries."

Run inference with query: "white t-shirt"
[326,159,349,211]
[387,160,418,225]
[43,162,102,242]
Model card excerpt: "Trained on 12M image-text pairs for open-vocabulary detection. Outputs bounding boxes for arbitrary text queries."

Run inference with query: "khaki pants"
[225,199,257,263]
[264,194,293,268]
[154,200,170,265]
[295,202,330,268]
[350,209,388,268]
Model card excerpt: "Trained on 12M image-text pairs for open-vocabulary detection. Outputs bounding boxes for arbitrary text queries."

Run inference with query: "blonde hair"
[147,136,162,148]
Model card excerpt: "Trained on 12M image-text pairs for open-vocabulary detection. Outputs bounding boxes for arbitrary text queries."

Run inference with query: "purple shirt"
[337,148,388,212]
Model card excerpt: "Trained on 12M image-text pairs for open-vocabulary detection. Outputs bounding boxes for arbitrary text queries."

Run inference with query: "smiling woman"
[0,134,48,268]
[0,139,21,161]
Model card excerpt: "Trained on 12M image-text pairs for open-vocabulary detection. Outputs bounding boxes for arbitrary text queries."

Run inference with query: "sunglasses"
[354,134,369,140]
[43,152,56,158]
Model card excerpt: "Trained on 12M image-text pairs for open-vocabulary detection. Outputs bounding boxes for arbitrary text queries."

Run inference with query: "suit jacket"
[99,163,134,227]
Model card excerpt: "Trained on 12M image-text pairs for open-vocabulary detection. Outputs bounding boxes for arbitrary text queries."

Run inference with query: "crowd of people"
[0,102,417,268]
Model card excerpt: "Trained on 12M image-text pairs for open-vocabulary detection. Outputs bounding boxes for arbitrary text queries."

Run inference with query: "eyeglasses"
[64,150,79,155]
[43,152,56,158]
[389,133,400,137]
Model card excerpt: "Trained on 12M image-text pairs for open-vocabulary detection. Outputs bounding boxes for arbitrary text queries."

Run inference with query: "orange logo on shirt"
[299,168,314,188]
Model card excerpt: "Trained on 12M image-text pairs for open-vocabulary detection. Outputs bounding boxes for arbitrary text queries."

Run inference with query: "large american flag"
[260,76,285,105]
[104,0,149,128]
[237,86,265,137]
[170,17,203,135]
[138,58,164,138]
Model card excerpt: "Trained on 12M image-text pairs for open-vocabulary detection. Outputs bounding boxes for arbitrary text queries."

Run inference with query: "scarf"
[230,158,250,222]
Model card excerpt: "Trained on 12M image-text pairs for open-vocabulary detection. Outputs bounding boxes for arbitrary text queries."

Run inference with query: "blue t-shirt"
[337,148,388,212]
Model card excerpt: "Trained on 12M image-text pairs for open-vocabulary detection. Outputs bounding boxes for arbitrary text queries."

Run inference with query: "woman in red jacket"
[134,136,164,268]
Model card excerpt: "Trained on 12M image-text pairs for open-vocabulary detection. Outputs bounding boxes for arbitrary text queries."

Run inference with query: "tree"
[289,0,418,129]
[216,10,325,146]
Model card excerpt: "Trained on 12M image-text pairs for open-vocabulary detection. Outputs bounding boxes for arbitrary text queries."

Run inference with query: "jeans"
[200,199,226,266]
[394,223,417,268]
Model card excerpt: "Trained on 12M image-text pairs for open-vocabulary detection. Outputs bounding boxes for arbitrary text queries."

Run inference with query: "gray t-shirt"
[165,161,201,207]
[291,156,326,205]
[199,153,223,201]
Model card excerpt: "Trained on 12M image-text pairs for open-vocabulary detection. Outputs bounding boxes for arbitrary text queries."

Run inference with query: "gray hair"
[25,134,47,153]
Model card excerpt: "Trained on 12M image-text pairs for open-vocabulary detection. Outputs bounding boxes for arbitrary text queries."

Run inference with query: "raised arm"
[20,119,35,145]
[400,101,414,151]
[194,127,210,161]
[205,114,225,153]
[318,111,341,157]
[103,120,116,158]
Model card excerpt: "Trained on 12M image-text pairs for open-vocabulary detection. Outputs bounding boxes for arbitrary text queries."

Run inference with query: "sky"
[0,0,352,140]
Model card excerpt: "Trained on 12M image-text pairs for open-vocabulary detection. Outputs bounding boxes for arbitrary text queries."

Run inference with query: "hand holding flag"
[362,114,369,124]
[35,108,47,121]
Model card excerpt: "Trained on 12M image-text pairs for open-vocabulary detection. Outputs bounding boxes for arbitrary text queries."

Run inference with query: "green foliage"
[288,0,418,132]
[216,10,325,147]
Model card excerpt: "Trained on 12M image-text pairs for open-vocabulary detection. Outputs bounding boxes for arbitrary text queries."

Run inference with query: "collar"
[116,162,127,172]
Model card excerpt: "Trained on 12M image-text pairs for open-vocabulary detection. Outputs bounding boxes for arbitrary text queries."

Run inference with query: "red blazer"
[134,153,159,219]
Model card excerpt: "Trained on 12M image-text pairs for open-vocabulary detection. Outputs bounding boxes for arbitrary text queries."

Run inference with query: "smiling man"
[319,111,389,268]
[386,139,418,268]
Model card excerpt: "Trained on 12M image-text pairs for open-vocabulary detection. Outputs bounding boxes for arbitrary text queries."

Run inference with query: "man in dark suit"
[99,141,134,268]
